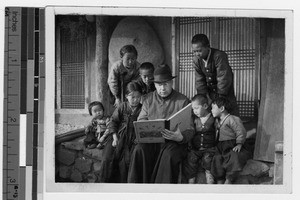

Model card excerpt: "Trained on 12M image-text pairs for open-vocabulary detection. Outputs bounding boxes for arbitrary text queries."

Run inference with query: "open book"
[133,103,192,143]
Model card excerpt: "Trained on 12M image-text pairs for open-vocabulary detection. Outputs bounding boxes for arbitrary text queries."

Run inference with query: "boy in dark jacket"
[135,62,156,103]
[191,34,239,116]
[183,94,216,184]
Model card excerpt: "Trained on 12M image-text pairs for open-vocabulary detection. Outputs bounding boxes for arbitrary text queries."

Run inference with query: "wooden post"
[95,16,109,113]
[254,19,285,162]
[274,141,283,184]
[254,19,261,121]
[172,17,179,90]
[56,26,61,109]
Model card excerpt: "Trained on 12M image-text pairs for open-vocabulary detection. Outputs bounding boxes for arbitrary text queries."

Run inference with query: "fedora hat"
[153,64,177,83]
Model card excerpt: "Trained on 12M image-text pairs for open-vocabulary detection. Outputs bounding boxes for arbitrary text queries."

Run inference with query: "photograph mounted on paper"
[44,6,292,193]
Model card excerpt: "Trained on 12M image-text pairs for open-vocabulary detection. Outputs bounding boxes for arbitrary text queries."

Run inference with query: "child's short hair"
[212,97,232,113]
[88,101,104,116]
[191,34,210,47]
[191,94,209,106]
[125,81,143,96]
[139,62,155,73]
[120,44,138,58]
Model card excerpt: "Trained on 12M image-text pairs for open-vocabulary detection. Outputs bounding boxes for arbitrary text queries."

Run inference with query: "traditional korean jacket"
[192,114,216,149]
[107,60,140,101]
[193,48,239,115]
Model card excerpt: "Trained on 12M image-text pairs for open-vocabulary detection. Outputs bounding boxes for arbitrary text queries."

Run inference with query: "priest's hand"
[161,126,183,142]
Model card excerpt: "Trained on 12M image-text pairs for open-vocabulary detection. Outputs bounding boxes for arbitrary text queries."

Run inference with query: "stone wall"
[56,135,275,184]
[55,136,103,182]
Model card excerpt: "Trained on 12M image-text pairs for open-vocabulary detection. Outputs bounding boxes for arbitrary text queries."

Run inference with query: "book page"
[168,103,192,132]
[133,119,166,143]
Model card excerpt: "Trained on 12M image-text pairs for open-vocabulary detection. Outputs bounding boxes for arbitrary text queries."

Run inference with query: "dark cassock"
[127,65,195,183]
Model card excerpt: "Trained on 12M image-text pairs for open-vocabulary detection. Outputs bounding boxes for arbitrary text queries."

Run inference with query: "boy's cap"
[153,65,177,83]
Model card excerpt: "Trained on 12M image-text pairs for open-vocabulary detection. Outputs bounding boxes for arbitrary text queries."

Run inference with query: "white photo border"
[45,6,293,193]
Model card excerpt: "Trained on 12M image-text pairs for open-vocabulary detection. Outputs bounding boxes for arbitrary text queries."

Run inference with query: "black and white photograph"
[44,6,293,192]
[0,0,298,199]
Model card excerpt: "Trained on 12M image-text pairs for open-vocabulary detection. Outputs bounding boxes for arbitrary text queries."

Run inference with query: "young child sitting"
[183,94,216,184]
[210,97,252,184]
[84,101,113,149]
[108,44,140,108]
[135,62,156,102]
[99,82,143,182]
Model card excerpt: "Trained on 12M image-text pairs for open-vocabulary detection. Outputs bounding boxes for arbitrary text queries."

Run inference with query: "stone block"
[240,159,270,177]
[56,147,77,166]
[108,17,164,68]
[93,161,102,172]
[259,177,273,185]
[74,157,93,173]
[83,148,103,161]
[59,165,72,179]
[87,173,97,183]
[70,169,83,182]
[62,138,85,151]
[235,175,250,184]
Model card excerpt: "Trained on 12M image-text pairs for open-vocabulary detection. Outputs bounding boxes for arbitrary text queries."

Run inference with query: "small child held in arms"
[99,82,143,182]
[210,97,252,184]
[135,62,156,102]
[183,94,216,184]
[108,44,140,108]
[84,101,115,149]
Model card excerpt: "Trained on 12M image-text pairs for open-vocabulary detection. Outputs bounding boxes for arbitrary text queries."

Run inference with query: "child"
[99,82,143,183]
[183,94,216,184]
[210,97,252,184]
[135,62,156,103]
[84,101,113,149]
[108,44,140,108]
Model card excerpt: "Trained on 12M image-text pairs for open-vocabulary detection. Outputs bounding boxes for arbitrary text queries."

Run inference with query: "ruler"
[2,7,45,200]
[3,7,21,200]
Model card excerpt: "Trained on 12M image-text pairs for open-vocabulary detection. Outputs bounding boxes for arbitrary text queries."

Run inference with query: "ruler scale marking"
[5,7,22,200]
[3,7,44,200]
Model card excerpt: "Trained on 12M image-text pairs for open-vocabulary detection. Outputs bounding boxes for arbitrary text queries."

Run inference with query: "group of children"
[183,94,252,184]
[83,44,252,184]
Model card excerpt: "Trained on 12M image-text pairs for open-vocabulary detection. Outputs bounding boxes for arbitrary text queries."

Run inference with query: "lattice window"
[177,17,211,100]
[219,18,256,118]
[60,36,86,109]
[176,17,258,118]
